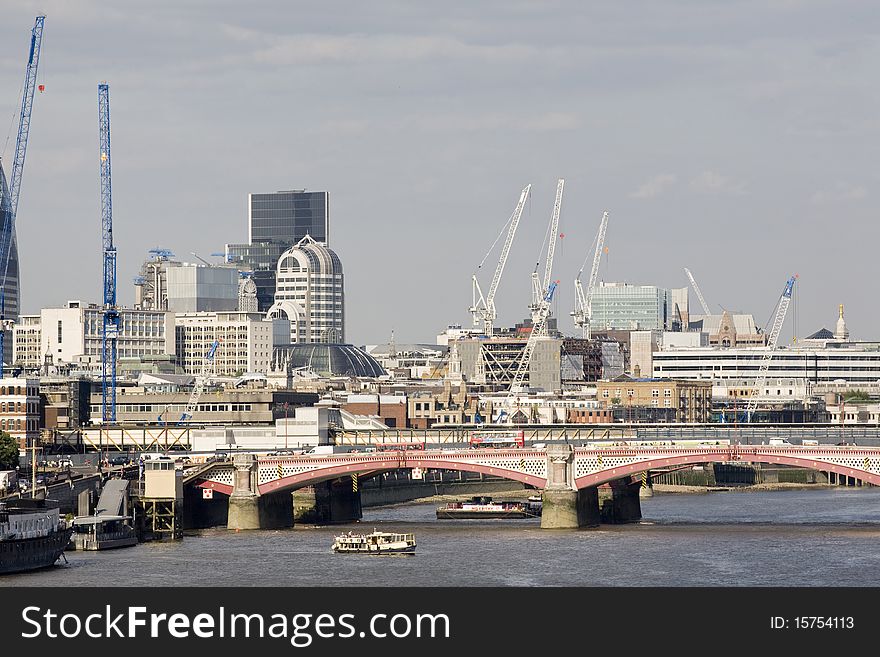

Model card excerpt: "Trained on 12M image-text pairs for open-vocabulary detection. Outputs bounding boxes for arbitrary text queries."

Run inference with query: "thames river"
[4,487,880,587]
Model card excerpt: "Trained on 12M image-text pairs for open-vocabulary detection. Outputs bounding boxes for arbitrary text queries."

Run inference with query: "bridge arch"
[258,459,545,495]
[574,450,880,490]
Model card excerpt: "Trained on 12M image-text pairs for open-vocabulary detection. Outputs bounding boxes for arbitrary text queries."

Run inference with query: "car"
[108,456,129,466]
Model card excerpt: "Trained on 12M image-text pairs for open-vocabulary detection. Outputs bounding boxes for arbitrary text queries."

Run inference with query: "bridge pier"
[292,479,362,525]
[600,478,642,524]
[540,445,600,529]
[227,454,294,530]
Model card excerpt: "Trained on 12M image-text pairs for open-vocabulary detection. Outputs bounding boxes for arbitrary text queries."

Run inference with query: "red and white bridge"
[188,444,880,497]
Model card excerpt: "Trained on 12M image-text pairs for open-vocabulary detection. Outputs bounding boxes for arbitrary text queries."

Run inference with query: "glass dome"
[284,343,386,378]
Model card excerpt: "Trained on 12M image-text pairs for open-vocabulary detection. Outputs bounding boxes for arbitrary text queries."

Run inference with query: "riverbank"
[652,482,836,494]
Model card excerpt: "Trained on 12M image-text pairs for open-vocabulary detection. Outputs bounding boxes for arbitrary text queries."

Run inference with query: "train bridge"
[186,444,880,530]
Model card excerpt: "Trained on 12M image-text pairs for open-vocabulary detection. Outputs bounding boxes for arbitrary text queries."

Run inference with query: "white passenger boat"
[331,530,416,554]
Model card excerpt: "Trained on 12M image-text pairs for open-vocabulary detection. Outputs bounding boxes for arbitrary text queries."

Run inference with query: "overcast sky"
[1,1,878,346]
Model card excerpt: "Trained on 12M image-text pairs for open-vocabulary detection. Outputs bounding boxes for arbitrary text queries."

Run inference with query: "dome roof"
[278,343,386,378]
[277,235,342,276]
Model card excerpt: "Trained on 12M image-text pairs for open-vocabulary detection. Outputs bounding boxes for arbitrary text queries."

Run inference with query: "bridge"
[186,444,880,530]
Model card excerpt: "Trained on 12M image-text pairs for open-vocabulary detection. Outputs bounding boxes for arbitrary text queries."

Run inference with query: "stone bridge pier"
[227,454,294,530]
[540,445,641,528]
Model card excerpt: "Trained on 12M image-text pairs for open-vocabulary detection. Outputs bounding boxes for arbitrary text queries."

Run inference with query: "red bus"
[469,430,525,449]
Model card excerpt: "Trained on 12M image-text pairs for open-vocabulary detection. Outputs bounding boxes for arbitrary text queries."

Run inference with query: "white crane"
[684,267,711,316]
[530,179,564,316]
[503,179,564,415]
[572,210,609,338]
[745,275,797,422]
[178,339,220,424]
[470,184,531,336]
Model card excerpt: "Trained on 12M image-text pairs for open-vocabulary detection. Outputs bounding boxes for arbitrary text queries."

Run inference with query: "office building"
[39,301,174,371]
[590,283,676,331]
[266,235,345,344]
[174,311,281,376]
[134,250,240,313]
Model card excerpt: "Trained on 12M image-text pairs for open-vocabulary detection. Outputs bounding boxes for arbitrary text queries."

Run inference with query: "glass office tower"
[248,190,329,245]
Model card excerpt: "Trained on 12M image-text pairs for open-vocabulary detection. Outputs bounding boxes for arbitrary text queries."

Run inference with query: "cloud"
[811,182,867,204]
[689,170,746,195]
[631,174,676,198]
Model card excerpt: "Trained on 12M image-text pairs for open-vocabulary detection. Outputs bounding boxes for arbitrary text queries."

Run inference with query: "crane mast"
[0,15,44,376]
[684,267,711,316]
[572,210,609,338]
[179,340,221,423]
[745,275,796,421]
[531,179,564,314]
[470,184,531,336]
[98,83,119,423]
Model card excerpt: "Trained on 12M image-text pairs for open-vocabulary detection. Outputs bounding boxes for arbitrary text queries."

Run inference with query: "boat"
[68,514,138,551]
[0,502,73,575]
[331,530,416,554]
[436,496,541,519]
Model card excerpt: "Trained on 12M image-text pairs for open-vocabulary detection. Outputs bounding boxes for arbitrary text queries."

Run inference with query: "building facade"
[0,161,19,324]
[590,283,674,331]
[249,190,329,245]
[596,376,713,423]
[266,235,345,344]
[174,311,278,376]
[13,314,41,372]
[39,301,174,371]
[165,263,239,313]
[0,378,40,448]
[653,344,880,386]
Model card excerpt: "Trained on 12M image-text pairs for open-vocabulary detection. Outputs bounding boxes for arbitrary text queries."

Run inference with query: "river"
[4,487,880,587]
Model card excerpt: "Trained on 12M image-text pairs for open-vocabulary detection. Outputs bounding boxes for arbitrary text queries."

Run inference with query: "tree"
[0,431,19,471]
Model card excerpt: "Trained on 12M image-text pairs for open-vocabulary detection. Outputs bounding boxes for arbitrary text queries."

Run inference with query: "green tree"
[0,431,19,471]
[843,390,871,403]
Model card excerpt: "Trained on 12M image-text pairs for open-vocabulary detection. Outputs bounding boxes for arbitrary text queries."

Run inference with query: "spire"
[835,304,849,341]
[389,328,396,358]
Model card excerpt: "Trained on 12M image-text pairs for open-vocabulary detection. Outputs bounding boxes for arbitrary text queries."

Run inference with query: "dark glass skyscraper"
[248,190,329,245]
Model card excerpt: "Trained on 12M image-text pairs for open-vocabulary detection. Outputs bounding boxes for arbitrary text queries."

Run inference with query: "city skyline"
[0,1,876,345]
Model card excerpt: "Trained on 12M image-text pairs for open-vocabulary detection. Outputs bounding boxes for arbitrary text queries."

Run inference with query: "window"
[627,389,634,397]
[651,389,659,398]
[664,389,672,397]
[602,390,609,398]
[664,399,671,407]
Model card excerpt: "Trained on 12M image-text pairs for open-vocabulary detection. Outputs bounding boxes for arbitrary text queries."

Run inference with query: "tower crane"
[745,275,797,422]
[530,179,564,316]
[178,339,221,424]
[98,82,120,423]
[684,267,711,316]
[503,179,564,413]
[470,184,531,336]
[0,15,45,376]
[571,211,609,338]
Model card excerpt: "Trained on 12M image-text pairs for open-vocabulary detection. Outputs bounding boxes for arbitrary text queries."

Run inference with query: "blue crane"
[98,83,119,423]
[0,15,45,377]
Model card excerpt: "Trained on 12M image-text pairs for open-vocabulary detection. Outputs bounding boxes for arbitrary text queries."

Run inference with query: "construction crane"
[470,184,531,336]
[178,339,220,424]
[530,179,564,315]
[0,15,45,377]
[745,275,797,422]
[571,211,609,338]
[98,82,120,423]
[684,268,711,316]
[502,180,565,413]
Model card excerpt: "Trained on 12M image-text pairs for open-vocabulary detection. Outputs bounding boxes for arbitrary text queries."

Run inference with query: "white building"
[13,315,42,372]
[0,378,40,449]
[165,263,239,313]
[174,311,281,376]
[266,235,345,344]
[653,344,880,387]
[37,301,174,373]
